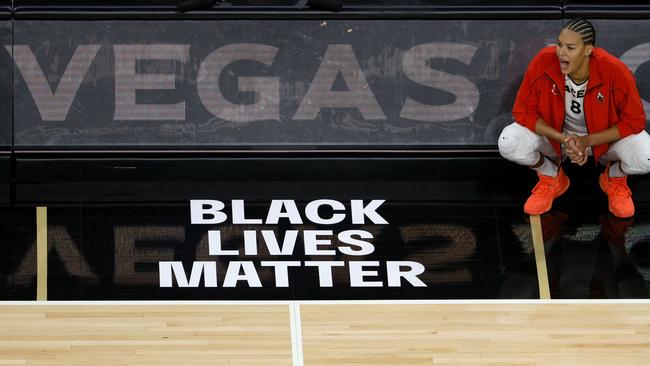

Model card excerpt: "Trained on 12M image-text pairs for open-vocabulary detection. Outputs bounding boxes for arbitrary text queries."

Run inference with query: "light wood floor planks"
[0,304,292,366]
[0,302,649,365]
[300,303,650,366]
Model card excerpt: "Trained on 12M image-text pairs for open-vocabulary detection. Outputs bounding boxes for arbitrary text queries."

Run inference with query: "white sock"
[533,155,558,177]
[608,162,626,178]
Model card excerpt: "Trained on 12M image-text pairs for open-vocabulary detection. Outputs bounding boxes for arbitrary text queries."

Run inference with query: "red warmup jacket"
[512,46,647,161]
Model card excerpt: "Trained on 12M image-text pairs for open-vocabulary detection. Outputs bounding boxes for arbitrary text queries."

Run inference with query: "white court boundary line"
[2,299,650,306]
[0,300,293,306]
[289,302,304,366]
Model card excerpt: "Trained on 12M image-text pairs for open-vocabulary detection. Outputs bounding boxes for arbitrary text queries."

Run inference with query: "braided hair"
[563,18,596,45]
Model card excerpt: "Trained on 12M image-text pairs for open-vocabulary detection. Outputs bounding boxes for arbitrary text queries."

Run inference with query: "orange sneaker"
[599,164,634,218]
[523,168,570,215]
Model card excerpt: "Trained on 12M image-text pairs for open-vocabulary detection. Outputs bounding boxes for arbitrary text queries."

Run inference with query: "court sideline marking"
[530,214,551,299]
[36,207,47,301]
[290,302,305,366]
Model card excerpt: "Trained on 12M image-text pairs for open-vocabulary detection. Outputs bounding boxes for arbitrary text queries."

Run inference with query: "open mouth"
[560,60,570,71]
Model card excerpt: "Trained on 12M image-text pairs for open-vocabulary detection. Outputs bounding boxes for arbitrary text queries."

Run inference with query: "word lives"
[159,199,427,289]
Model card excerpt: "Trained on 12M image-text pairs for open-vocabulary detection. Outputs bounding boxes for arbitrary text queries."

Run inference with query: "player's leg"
[499,122,558,173]
[498,122,569,215]
[599,130,650,217]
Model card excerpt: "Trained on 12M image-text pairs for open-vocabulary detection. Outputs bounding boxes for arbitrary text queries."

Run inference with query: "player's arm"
[565,127,620,166]
[567,66,645,160]
[512,52,558,137]
[535,118,568,144]
[582,126,621,147]
[612,67,647,137]
[567,125,621,155]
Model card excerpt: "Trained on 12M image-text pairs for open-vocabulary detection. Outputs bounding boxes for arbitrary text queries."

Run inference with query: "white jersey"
[563,75,588,136]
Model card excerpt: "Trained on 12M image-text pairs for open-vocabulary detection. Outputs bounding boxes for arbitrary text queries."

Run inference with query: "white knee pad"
[609,130,650,176]
[498,123,539,166]
[624,153,650,175]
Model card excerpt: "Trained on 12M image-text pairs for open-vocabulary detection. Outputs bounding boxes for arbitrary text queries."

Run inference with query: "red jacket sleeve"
[613,67,647,138]
[512,54,543,133]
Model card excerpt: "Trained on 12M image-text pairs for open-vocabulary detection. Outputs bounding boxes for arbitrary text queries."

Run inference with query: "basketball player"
[498,18,650,218]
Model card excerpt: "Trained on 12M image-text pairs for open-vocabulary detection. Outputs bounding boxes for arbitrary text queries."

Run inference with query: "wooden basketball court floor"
[0,300,649,365]
[1,211,650,365]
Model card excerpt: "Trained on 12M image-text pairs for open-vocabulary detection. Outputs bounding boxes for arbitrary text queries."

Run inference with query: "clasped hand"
[564,134,589,166]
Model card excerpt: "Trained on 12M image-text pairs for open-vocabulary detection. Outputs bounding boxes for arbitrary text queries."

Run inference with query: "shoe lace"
[531,178,554,196]
[610,179,632,198]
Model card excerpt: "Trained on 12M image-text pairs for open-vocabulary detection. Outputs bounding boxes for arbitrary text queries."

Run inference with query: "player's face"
[556,29,593,77]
